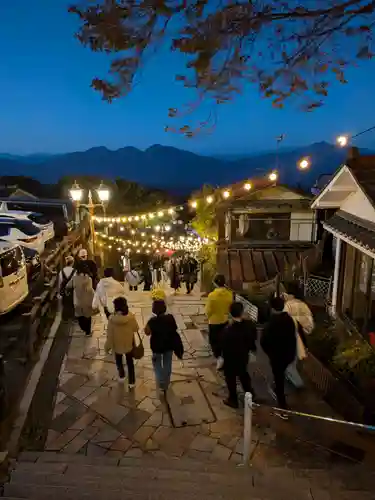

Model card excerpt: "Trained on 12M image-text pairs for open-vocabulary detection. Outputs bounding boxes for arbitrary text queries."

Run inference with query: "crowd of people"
[59,247,314,413]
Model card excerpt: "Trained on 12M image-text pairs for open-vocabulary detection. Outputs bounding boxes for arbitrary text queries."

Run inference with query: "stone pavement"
[42,287,375,470]
[45,289,248,463]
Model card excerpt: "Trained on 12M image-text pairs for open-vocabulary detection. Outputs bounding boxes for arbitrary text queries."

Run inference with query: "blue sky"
[1,0,375,156]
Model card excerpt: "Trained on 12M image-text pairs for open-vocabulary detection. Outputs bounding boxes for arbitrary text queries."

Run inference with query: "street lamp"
[97,181,110,204]
[69,181,83,202]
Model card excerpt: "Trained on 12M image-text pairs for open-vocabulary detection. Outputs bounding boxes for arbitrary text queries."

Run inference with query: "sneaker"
[216,357,224,371]
[118,377,125,383]
[223,398,239,409]
[128,383,135,389]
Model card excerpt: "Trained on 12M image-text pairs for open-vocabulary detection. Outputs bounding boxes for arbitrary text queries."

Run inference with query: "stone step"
[17,452,253,475]
[3,483,275,500]
[10,469,313,493]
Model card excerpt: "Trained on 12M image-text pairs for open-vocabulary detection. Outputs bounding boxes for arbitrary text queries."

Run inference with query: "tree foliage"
[190,185,218,240]
[70,0,375,133]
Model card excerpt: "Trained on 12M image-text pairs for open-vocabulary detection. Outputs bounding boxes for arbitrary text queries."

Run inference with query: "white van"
[0,241,29,315]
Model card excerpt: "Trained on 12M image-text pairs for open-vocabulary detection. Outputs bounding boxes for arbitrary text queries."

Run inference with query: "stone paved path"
[43,287,375,470]
[45,289,248,463]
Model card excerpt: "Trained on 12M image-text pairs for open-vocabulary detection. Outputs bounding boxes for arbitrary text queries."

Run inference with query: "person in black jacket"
[145,300,182,393]
[261,296,297,410]
[222,301,257,408]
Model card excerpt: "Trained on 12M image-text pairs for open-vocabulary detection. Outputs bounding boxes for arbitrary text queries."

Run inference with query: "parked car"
[22,246,42,282]
[0,241,29,315]
[0,200,72,239]
[0,218,45,254]
[0,211,54,243]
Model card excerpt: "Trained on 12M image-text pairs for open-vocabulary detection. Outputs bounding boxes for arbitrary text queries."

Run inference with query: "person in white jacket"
[125,269,140,291]
[93,267,126,318]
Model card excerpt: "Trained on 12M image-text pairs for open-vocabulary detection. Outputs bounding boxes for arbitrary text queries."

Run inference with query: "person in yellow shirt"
[205,274,234,370]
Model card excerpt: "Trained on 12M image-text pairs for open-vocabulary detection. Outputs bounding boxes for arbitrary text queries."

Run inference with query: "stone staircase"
[1,452,374,500]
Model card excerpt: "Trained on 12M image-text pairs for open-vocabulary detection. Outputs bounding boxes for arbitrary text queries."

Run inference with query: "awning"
[323,210,375,255]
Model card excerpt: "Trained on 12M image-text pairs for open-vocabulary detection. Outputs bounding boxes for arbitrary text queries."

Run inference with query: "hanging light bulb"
[206,195,214,204]
[222,190,230,199]
[128,216,133,222]
[168,208,174,214]
[190,200,198,209]
[158,211,164,217]
[120,227,124,231]
[244,183,252,191]
[135,216,140,221]
[268,171,278,182]
[149,213,154,219]
[141,214,146,220]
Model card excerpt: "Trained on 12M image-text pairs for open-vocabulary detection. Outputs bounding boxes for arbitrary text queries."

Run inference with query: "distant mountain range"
[0,142,360,193]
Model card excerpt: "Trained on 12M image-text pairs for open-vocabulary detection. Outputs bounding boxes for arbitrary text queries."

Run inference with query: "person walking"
[93,267,126,319]
[181,255,198,294]
[261,296,297,411]
[76,248,98,288]
[222,301,257,408]
[141,259,153,291]
[73,261,95,336]
[59,255,76,320]
[105,296,139,386]
[169,257,181,294]
[283,284,312,388]
[205,274,233,370]
[125,268,140,291]
[145,299,179,392]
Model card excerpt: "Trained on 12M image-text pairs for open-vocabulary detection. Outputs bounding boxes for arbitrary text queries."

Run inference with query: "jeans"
[152,351,173,390]
[186,281,194,294]
[224,362,255,404]
[208,323,227,359]
[78,316,92,336]
[115,352,135,384]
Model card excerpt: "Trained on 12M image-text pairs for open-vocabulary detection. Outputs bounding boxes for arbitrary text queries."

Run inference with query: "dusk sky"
[2,1,375,156]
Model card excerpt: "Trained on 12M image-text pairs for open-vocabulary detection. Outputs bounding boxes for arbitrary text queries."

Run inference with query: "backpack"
[60,268,75,297]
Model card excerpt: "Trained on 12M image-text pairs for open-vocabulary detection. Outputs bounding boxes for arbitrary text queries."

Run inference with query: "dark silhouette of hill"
[0,142,353,193]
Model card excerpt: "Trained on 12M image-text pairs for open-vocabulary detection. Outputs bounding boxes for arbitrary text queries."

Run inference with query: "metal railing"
[243,392,375,464]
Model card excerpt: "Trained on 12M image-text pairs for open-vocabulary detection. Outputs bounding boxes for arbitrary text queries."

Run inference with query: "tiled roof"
[217,245,318,289]
[347,154,375,206]
[323,210,375,254]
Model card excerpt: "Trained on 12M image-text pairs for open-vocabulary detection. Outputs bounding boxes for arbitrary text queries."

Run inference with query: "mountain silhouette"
[0,142,353,193]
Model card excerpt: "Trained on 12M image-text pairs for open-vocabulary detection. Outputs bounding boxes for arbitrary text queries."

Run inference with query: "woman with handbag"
[145,299,183,393]
[73,261,95,336]
[105,296,140,387]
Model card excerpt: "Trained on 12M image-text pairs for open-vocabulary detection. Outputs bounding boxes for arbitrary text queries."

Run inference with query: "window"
[28,213,51,225]
[244,213,290,241]
[13,220,40,236]
[0,226,10,237]
[0,247,23,277]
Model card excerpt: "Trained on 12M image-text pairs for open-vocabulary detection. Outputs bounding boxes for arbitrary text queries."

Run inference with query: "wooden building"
[216,185,319,291]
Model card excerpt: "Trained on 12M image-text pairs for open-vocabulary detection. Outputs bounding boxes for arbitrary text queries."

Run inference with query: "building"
[311,148,375,336]
[216,184,319,290]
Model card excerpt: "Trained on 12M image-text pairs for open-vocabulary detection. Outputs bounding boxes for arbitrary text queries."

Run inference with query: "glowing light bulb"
[168,208,174,214]
[336,135,348,147]
[206,195,213,204]
[149,213,154,219]
[158,211,164,217]
[223,190,230,199]
[135,216,140,221]
[244,183,252,191]
[298,157,310,170]
[268,171,278,182]
[190,200,198,209]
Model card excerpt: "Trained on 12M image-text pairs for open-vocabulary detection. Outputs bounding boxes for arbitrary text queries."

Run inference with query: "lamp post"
[69,181,111,257]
